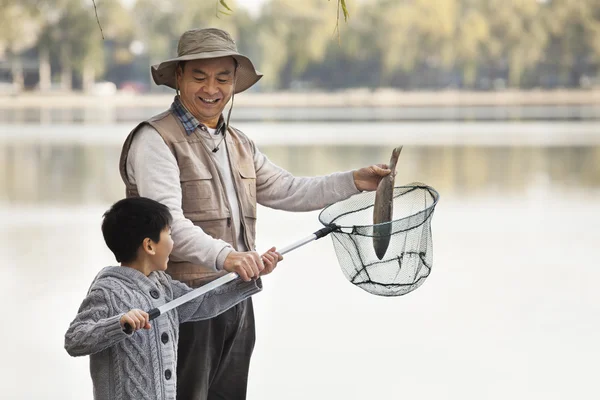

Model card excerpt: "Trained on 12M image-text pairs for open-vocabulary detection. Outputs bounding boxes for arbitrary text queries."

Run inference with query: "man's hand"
[223,251,265,281]
[260,247,283,276]
[353,164,392,191]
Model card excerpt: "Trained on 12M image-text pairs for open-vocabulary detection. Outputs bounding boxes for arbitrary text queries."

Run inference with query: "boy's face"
[151,227,174,272]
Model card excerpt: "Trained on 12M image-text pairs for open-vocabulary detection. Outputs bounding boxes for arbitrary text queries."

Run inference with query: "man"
[119,28,390,400]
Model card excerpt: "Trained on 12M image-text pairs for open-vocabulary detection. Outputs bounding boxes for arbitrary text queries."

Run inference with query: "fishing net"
[318,183,439,297]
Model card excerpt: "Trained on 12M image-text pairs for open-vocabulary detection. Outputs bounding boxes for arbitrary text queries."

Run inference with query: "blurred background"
[1,0,599,399]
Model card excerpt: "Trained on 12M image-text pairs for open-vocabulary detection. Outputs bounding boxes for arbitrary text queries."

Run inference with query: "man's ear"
[175,66,183,94]
[176,63,185,79]
[142,238,155,255]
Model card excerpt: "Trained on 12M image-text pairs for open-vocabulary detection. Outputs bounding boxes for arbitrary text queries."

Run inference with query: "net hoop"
[318,183,440,235]
[317,183,440,297]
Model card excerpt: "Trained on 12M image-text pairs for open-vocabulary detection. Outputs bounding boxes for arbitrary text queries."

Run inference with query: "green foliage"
[217,0,233,17]
[2,0,600,90]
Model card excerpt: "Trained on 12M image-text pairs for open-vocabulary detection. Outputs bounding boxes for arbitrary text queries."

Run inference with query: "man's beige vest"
[119,110,257,288]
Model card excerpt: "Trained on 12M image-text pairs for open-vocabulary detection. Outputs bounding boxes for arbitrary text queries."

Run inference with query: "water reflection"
[2,116,599,399]
[1,142,599,205]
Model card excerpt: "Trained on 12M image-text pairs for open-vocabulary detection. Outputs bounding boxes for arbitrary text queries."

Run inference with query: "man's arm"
[252,142,390,211]
[253,147,360,211]
[128,126,233,270]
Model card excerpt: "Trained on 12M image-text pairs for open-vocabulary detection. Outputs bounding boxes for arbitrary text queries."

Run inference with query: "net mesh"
[318,183,439,297]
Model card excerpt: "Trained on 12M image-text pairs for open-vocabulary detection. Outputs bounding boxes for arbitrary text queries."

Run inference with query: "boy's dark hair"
[102,197,173,263]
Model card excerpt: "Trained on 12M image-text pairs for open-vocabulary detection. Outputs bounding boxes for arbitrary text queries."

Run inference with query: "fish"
[372,146,402,260]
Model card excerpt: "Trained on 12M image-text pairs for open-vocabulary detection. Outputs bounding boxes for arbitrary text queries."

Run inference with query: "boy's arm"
[169,276,263,323]
[64,290,129,357]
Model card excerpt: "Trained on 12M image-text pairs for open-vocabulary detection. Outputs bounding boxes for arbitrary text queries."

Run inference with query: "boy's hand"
[260,247,283,276]
[120,309,151,333]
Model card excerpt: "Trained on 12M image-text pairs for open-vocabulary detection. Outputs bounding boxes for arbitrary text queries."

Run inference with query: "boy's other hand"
[260,247,283,276]
[120,309,151,333]
[223,251,265,281]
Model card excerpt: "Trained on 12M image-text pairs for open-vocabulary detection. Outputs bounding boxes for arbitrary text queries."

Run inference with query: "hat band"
[179,44,237,57]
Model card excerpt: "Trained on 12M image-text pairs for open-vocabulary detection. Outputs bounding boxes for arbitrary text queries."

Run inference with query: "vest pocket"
[238,164,257,218]
[180,164,218,212]
[193,219,232,244]
[238,164,256,199]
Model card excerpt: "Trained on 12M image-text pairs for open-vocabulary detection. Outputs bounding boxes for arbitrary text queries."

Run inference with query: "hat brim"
[151,51,262,93]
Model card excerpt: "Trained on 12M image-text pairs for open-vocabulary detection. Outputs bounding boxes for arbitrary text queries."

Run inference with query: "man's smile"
[199,97,220,104]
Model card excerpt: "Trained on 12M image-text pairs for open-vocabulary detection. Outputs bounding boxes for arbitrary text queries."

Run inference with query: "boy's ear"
[142,238,155,255]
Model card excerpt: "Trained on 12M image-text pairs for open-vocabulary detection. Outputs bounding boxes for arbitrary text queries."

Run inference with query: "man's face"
[176,57,236,128]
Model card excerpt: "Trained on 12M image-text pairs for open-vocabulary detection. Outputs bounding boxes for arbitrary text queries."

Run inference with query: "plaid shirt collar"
[171,96,225,136]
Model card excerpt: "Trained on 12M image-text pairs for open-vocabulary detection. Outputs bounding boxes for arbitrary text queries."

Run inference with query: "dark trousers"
[176,298,256,400]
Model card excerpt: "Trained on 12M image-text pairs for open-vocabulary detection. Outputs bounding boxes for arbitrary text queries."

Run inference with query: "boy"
[64,197,273,400]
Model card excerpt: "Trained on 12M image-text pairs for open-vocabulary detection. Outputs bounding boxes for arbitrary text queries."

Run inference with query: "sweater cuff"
[343,170,361,194]
[104,314,130,338]
[215,245,234,271]
[228,277,263,297]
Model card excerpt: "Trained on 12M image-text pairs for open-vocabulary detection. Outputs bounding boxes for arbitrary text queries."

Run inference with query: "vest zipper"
[199,137,239,250]
[225,129,252,251]
[211,165,238,250]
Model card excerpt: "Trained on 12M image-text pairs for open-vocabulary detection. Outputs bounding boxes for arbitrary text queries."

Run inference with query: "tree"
[542,0,600,87]
[485,0,549,88]
[255,0,339,89]
[0,0,40,89]
[452,0,490,88]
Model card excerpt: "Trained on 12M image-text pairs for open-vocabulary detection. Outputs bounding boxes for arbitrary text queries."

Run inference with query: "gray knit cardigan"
[64,266,261,400]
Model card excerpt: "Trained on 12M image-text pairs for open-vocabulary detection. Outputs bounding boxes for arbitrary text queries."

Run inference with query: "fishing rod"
[124,146,440,332]
[124,225,338,334]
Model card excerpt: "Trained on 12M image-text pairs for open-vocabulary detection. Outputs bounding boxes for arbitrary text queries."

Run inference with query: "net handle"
[278,224,338,254]
[123,224,339,334]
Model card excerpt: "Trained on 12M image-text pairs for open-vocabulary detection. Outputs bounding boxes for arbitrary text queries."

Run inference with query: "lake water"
[1,107,599,399]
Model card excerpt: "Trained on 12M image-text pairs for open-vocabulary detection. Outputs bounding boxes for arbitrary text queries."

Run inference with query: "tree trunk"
[39,46,51,92]
[60,43,72,91]
[508,51,523,88]
[11,56,24,92]
[463,61,478,88]
[82,64,95,93]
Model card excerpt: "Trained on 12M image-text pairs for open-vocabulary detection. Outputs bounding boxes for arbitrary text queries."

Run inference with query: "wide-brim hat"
[151,28,262,94]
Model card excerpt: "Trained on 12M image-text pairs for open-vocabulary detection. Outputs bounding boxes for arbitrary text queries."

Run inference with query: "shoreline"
[1,89,599,108]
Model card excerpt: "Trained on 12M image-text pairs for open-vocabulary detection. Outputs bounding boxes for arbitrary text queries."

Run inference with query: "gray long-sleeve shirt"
[64,266,261,400]
[126,125,359,271]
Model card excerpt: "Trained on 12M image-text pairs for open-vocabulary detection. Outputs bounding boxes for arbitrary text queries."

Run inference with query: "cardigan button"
[150,289,160,299]
[165,369,172,380]
[161,332,169,344]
